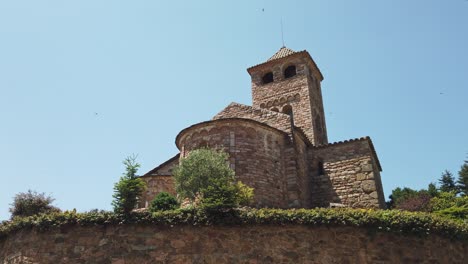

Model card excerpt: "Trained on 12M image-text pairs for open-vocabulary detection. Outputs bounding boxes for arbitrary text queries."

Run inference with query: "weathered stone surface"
[139,47,386,210]
[1,225,466,263]
[362,180,377,194]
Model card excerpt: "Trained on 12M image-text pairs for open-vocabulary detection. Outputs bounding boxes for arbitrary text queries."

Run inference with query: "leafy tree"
[429,191,459,211]
[173,148,253,209]
[112,156,146,215]
[174,148,235,200]
[386,187,419,209]
[457,160,468,196]
[149,192,179,212]
[439,170,457,193]
[200,181,239,210]
[395,192,431,212]
[9,190,60,218]
[386,185,436,211]
[427,182,439,197]
[429,192,468,221]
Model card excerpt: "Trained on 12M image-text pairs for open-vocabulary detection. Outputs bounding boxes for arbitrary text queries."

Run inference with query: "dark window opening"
[262,72,274,84]
[318,161,325,175]
[284,65,296,79]
[271,107,279,112]
[282,105,293,116]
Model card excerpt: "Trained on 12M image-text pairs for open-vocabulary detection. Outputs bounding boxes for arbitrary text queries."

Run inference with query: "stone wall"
[139,175,175,208]
[249,55,327,145]
[1,224,466,263]
[176,119,290,208]
[212,102,292,134]
[310,138,386,208]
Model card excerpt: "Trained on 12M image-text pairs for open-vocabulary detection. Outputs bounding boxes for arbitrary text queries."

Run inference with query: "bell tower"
[247,47,328,145]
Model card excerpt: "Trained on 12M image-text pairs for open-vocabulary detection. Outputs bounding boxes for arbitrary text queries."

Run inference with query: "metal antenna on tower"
[281,18,285,47]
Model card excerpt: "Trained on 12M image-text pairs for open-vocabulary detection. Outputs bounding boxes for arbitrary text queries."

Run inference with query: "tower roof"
[247,46,324,81]
[267,46,298,61]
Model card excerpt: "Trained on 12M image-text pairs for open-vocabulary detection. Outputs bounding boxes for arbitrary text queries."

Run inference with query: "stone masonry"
[1,224,466,263]
[140,46,385,209]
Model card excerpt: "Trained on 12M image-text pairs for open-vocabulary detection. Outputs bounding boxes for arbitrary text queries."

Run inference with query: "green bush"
[1,208,467,241]
[173,148,235,200]
[200,182,238,210]
[9,190,60,219]
[112,156,146,215]
[429,192,468,222]
[434,205,468,221]
[173,148,253,208]
[149,192,179,212]
[235,181,254,206]
[429,192,467,211]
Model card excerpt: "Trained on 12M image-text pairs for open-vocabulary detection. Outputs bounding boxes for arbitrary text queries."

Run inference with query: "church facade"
[139,47,386,209]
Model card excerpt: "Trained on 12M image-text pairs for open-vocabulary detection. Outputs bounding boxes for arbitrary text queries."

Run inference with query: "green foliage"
[439,170,457,193]
[434,205,468,221]
[1,208,467,241]
[173,148,254,209]
[9,190,60,219]
[112,156,146,215]
[149,192,179,212]
[427,182,438,197]
[235,181,254,206]
[429,192,468,222]
[429,192,460,211]
[387,187,422,209]
[173,148,235,200]
[457,160,468,196]
[200,182,238,210]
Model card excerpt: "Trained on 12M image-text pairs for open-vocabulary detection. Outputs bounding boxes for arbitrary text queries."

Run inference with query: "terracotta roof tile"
[267,46,297,61]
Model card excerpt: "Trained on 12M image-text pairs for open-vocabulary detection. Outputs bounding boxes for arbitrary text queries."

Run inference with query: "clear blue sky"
[1,0,467,220]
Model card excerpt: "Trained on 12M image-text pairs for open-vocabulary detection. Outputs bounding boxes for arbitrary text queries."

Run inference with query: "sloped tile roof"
[267,46,297,61]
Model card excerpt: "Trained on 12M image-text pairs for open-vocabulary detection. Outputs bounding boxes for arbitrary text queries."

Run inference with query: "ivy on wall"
[1,208,467,241]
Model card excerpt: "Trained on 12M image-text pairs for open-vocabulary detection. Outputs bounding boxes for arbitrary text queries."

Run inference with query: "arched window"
[284,65,296,79]
[282,105,292,115]
[262,72,274,84]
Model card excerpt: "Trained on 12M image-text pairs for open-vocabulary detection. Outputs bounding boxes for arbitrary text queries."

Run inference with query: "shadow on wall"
[310,160,341,207]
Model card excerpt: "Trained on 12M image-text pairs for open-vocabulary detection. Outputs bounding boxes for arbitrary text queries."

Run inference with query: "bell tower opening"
[247,46,328,145]
[284,65,296,79]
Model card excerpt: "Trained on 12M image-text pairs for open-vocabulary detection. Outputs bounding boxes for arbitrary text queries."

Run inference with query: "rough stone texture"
[176,118,290,208]
[249,54,327,146]
[310,139,386,208]
[145,155,179,176]
[213,102,292,134]
[137,154,179,208]
[1,224,466,263]
[139,175,176,208]
[141,47,386,210]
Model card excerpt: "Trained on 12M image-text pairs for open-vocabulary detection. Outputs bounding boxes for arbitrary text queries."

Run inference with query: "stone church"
[139,46,386,209]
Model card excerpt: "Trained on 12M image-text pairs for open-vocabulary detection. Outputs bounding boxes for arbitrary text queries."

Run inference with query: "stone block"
[356,173,366,181]
[361,164,373,172]
[361,180,376,194]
